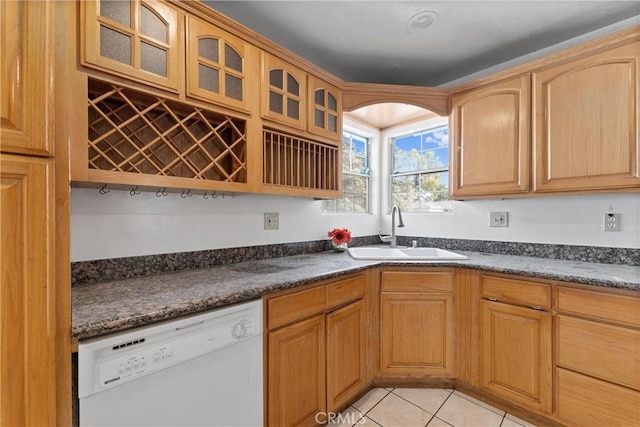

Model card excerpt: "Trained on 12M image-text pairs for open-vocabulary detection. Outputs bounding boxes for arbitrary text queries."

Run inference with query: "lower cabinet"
[380,270,454,376]
[479,275,552,414]
[264,274,367,426]
[555,286,640,426]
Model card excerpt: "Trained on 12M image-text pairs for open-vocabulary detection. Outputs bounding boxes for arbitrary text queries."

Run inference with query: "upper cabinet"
[81,0,181,92]
[532,41,640,192]
[450,75,531,198]
[308,75,343,140]
[186,16,253,111]
[261,53,307,131]
[0,0,53,156]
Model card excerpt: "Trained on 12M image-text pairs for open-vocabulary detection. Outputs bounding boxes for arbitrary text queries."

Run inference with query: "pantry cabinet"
[380,270,454,377]
[555,286,640,426]
[480,275,552,414]
[81,0,181,92]
[532,40,640,192]
[450,75,531,198]
[264,274,367,425]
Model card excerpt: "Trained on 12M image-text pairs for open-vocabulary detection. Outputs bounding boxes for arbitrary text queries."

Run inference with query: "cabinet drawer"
[556,368,640,426]
[326,275,365,309]
[556,286,640,327]
[557,315,640,390]
[266,286,326,330]
[381,271,453,293]
[481,275,551,309]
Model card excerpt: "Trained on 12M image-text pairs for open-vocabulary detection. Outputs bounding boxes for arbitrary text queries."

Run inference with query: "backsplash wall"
[71,188,639,262]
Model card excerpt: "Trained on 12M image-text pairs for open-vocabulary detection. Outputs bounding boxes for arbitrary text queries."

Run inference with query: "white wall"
[71,188,380,261]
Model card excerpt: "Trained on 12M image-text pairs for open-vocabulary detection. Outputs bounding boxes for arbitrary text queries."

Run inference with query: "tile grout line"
[353,388,392,426]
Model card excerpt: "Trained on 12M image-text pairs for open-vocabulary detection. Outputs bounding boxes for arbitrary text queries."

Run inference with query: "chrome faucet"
[390,205,405,248]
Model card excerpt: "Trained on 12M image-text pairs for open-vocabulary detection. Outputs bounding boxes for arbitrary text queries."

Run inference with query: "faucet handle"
[379,233,392,243]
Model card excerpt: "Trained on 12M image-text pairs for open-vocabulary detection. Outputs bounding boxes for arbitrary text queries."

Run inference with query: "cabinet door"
[308,75,342,141]
[380,292,454,376]
[0,155,56,425]
[326,300,366,412]
[450,75,530,198]
[267,315,325,426]
[186,16,253,111]
[0,0,53,156]
[481,300,552,413]
[262,53,307,130]
[82,0,181,91]
[533,41,640,192]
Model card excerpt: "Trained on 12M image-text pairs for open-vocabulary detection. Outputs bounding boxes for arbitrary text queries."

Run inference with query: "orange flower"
[327,228,352,245]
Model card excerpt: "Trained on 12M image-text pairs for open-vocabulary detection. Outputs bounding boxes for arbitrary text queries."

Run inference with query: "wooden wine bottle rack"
[87,80,247,186]
[263,128,339,192]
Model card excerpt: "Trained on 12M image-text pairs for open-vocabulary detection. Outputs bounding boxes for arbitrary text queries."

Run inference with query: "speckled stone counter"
[72,251,640,341]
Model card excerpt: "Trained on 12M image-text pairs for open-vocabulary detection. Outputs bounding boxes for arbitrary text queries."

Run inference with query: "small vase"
[331,241,348,252]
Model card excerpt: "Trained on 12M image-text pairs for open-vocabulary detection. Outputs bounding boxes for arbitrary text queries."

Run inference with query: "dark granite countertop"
[72,250,640,341]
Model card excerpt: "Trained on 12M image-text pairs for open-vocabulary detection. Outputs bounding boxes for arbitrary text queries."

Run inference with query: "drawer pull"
[486,297,498,302]
[529,306,545,311]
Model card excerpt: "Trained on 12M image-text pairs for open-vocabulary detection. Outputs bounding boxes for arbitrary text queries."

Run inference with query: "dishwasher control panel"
[78,300,262,398]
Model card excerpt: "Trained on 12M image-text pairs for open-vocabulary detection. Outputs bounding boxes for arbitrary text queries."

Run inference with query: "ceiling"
[206,1,639,87]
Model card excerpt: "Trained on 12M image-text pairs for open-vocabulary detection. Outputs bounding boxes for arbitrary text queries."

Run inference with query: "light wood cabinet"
[480,274,552,414]
[308,75,342,141]
[450,75,531,198]
[533,40,640,192]
[380,271,454,376]
[186,15,255,111]
[81,0,181,92]
[0,155,56,425]
[264,274,367,425]
[262,53,307,131]
[326,300,366,412]
[555,285,640,426]
[0,0,53,156]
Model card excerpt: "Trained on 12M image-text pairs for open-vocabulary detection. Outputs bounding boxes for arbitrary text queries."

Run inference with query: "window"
[321,130,369,213]
[390,124,451,212]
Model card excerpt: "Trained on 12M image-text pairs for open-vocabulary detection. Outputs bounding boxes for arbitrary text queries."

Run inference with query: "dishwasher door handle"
[175,320,205,331]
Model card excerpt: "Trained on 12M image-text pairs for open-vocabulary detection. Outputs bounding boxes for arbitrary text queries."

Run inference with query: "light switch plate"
[490,211,508,227]
[264,212,279,230]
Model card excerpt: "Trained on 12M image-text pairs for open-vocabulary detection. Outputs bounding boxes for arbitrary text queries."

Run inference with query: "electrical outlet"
[490,211,508,227]
[264,212,279,230]
[604,213,620,232]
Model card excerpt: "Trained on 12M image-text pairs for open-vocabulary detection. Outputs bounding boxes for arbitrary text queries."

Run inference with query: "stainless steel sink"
[347,246,468,260]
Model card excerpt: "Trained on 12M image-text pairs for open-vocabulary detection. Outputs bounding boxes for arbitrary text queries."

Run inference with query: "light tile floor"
[334,388,537,427]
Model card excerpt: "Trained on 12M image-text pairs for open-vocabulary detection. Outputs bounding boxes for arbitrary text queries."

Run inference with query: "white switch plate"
[264,212,279,230]
[490,211,508,227]
[604,213,620,232]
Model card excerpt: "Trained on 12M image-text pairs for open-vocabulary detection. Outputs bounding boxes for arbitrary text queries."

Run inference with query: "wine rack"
[263,128,339,192]
[87,80,247,184]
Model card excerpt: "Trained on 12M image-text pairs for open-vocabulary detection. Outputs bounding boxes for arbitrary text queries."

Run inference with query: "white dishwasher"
[78,300,263,427]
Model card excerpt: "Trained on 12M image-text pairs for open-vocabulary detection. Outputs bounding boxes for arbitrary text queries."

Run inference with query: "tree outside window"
[391,125,451,212]
[321,130,369,213]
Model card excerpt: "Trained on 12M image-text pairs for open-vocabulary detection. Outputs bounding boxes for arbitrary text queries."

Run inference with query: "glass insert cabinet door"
[308,75,342,140]
[262,53,307,130]
[186,15,252,111]
[82,0,180,91]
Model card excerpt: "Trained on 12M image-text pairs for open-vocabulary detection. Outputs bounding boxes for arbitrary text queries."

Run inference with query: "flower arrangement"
[327,228,353,246]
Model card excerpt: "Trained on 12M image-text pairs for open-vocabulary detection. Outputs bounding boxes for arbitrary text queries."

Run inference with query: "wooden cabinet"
[267,314,326,426]
[308,75,342,140]
[555,286,640,426]
[81,0,181,92]
[264,274,367,425]
[0,155,56,425]
[450,75,531,198]
[480,275,552,414]
[186,15,255,111]
[533,40,640,192]
[380,271,454,376]
[262,53,307,131]
[0,0,53,156]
